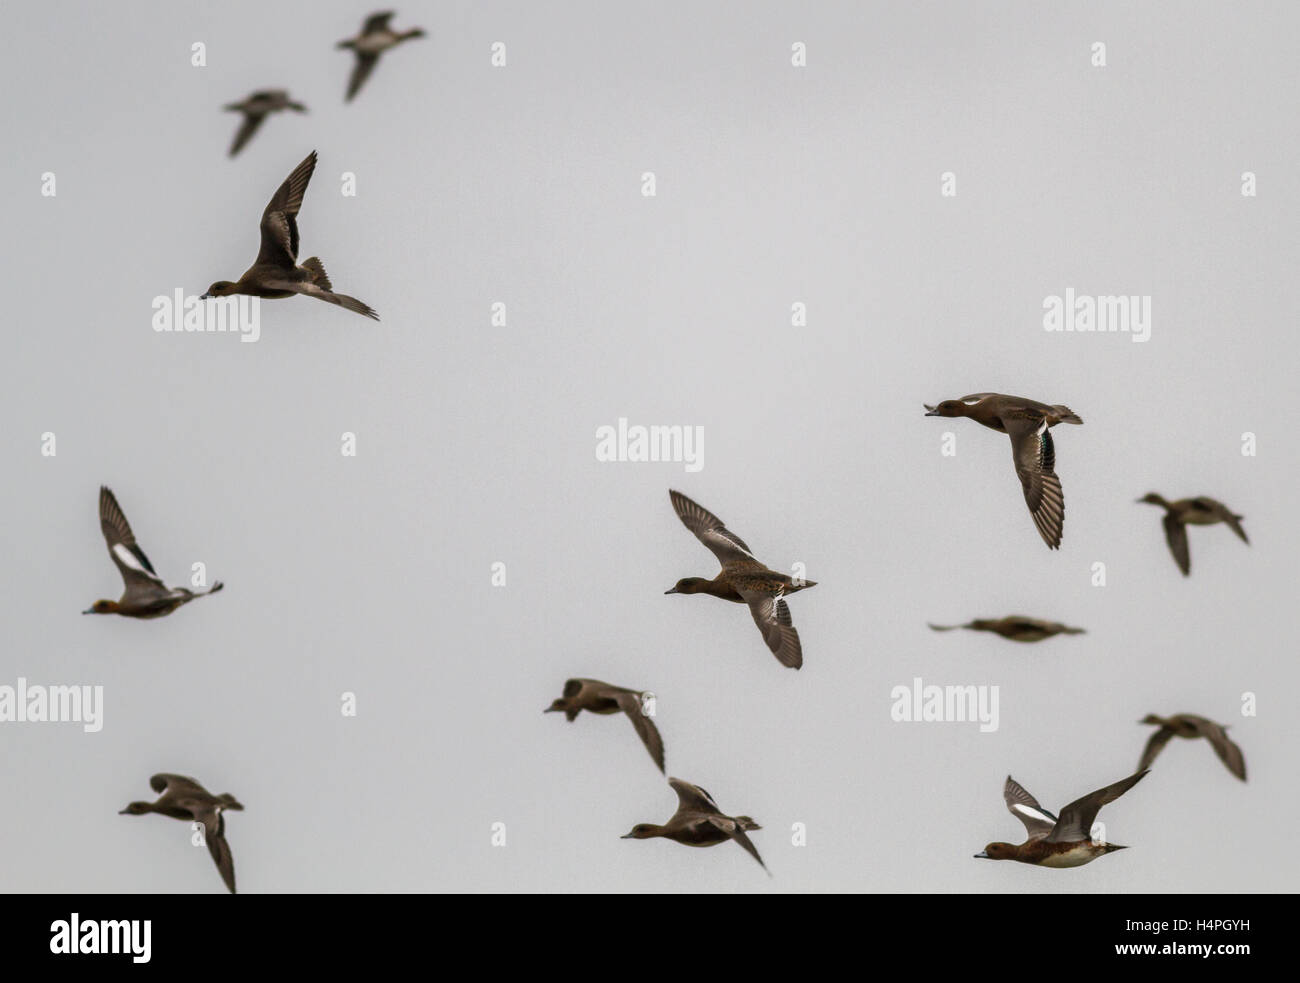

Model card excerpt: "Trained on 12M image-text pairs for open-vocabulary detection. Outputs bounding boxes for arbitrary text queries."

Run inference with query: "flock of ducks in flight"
[74,11,1254,889]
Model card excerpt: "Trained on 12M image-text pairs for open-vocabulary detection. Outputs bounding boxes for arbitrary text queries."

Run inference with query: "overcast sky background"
[2,1,1296,893]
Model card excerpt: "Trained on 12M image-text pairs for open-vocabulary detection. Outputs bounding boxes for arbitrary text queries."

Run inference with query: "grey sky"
[2,1,1296,893]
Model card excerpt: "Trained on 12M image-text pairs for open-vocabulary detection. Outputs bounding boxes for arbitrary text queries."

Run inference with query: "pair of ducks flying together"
[224,12,425,156]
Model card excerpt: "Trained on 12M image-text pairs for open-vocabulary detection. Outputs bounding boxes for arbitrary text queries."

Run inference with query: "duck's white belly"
[1038,844,1100,868]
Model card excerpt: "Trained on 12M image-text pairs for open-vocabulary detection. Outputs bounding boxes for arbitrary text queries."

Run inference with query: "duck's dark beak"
[664,587,679,595]
[118,808,131,815]
[543,707,557,713]
[81,607,94,615]
[620,833,636,839]
[923,404,940,416]
[973,851,990,859]
[199,292,212,300]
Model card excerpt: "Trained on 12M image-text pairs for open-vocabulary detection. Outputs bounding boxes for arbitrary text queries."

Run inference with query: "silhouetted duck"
[84,487,223,619]
[622,778,766,873]
[666,490,815,669]
[1136,494,1248,576]
[223,90,306,157]
[924,394,1082,549]
[975,771,1147,867]
[546,678,665,772]
[338,11,426,102]
[928,616,1085,642]
[119,774,243,894]
[201,150,379,320]
[1138,713,1245,781]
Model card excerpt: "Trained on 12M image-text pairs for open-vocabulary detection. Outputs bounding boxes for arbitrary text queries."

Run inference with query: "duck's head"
[118,801,152,815]
[621,823,662,839]
[734,816,761,831]
[1136,492,1167,507]
[543,698,568,714]
[1139,713,1164,725]
[200,281,237,300]
[975,842,1017,860]
[82,599,118,615]
[665,577,709,595]
[924,400,966,418]
[403,28,427,40]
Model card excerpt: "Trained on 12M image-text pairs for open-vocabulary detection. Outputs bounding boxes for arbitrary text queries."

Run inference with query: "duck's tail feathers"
[333,292,380,321]
[302,257,333,291]
[1052,405,1084,424]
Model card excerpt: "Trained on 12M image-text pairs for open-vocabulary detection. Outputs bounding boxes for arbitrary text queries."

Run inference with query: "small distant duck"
[928,616,1085,642]
[119,774,244,894]
[338,11,426,102]
[546,678,665,772]
[622,778,766,873]
[665,490,815,669]
[975,770,1147,867]
[223,90,306,157]
[1138,713,1246,781]
[84,486,223,619]
[1136,494,1248,576]
[924,394,1083,549]
[201,150,378,320]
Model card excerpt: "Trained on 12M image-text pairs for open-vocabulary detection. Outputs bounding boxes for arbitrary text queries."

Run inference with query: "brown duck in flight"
[924,394,1082,549]
[665,490,815,669]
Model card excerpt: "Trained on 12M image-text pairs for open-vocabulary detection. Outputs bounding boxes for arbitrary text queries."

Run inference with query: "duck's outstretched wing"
[345,53,380,102]
[1137,726,1175,772]
[1189,716,1247,781]
[707,816,768,873]
[1047,770,1147,843]
[743,592,803,669]
[256,150,316,267]
[669,490,755,564]
[1002,776,1057,841]
[99,487,165,591]
[614,690,665,773]
[228,112,265,157]
[1006,418,1064,549]
[668,778,721,815]
[1162,512,1191,575]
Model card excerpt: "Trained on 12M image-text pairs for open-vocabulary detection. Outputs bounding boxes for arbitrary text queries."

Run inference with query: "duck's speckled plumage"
[665,490,815,669]
[924,393,1082,549]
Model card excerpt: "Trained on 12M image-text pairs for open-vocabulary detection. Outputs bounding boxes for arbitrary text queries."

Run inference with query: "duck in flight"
[1138,713,1246,781]
[1136,494,1248,576]
[975,771,1147,867]
[338,11,426,102]
[665,490,815,669]
[201,150,379,320]
[119,774,243,894]
[928,616,1085,642]
[546,678,665,773]
[622,778,767,873]
[924,394,1082,549]
[84,486,223,619]
[223,90,306,157]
